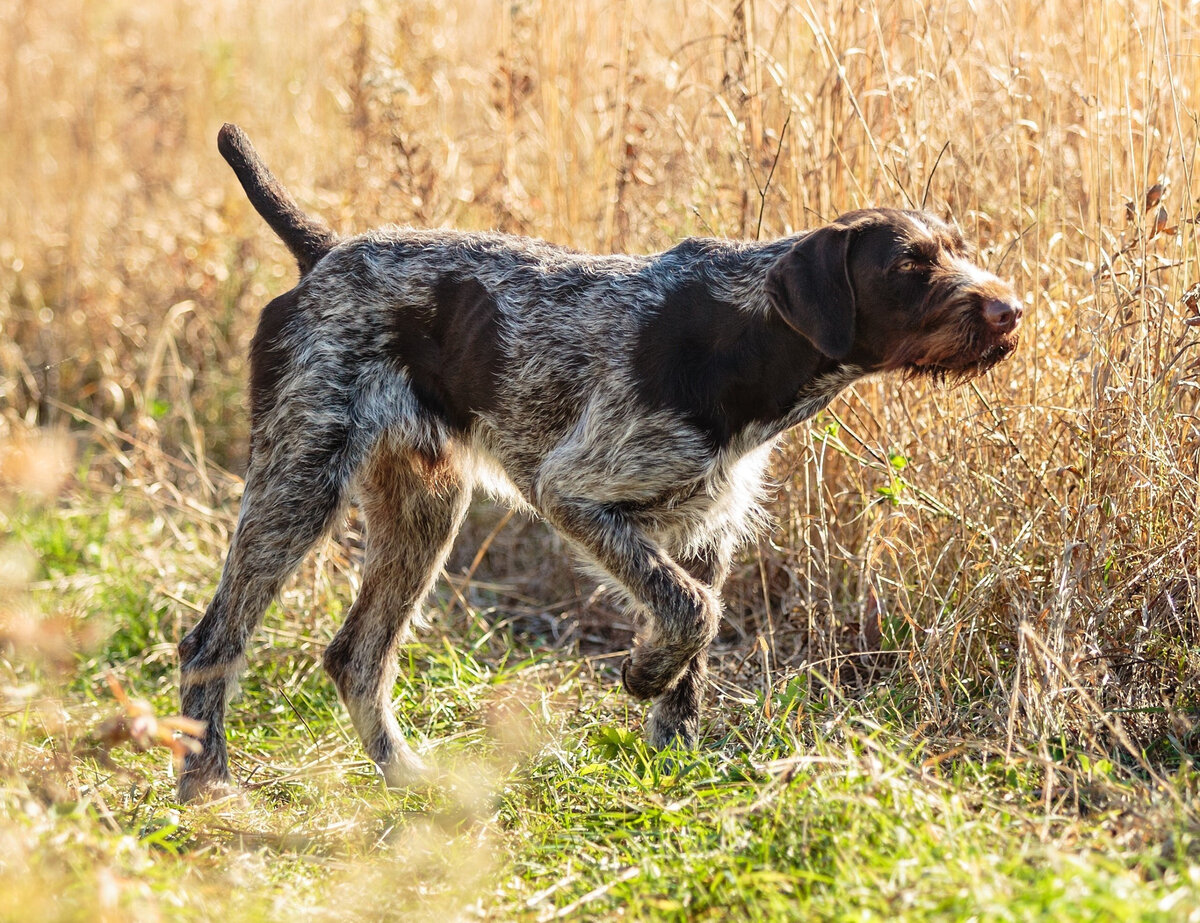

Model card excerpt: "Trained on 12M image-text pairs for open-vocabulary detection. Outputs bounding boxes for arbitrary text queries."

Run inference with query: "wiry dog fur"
[177,124,1023,800]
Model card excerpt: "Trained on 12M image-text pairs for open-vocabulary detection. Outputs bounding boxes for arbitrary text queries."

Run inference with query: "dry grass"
[2,0,1199,918]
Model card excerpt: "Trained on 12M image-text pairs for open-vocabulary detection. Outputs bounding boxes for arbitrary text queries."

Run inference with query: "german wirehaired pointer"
[177,124,1022,800]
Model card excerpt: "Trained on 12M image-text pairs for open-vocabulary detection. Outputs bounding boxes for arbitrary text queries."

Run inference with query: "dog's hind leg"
[322,442,470,789]
[177,417,362,802]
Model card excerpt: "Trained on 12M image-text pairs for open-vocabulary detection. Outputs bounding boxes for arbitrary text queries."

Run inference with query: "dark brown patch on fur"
[248,287,301,427]
[632,281,831,447]
[388,276,504,431]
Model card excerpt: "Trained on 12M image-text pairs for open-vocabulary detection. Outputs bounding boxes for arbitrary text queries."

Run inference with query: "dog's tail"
[217,123,339,276]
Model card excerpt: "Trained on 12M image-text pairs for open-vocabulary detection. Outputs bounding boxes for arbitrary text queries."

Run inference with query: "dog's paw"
[644,682,701,750]
[378,747,432,791]
[621,650,686,700]
[644,708,699,751]
[176,771,237,805]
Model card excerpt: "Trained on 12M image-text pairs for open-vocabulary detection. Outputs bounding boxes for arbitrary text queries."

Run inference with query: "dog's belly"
[458,437,531,510]
[460,424,773,564]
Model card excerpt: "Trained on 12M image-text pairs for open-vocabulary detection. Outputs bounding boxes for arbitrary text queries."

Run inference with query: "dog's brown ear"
[765,224,857,360]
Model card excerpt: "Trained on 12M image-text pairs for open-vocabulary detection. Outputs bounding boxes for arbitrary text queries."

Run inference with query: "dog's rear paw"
[176,771,237,804]
[377,743,432,791]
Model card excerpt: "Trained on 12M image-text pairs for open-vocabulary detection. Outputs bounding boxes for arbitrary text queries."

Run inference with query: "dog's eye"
[894,259,925,273]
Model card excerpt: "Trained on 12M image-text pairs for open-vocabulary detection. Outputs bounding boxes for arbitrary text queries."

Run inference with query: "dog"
[176,123,1022,800]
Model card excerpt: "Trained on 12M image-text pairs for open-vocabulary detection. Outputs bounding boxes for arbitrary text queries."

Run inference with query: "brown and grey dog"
[176,123,1022,800]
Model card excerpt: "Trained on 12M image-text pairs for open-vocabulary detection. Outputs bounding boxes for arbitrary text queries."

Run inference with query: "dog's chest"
[634,441,774,544]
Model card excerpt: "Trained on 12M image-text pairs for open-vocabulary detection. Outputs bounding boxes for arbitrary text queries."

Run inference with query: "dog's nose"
[983,297,1023,333]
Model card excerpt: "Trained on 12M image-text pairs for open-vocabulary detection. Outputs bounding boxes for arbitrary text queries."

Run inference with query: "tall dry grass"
[1,0,1197,760]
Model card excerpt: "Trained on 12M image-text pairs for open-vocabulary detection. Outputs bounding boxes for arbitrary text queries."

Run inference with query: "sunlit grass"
[4,458,1198,919]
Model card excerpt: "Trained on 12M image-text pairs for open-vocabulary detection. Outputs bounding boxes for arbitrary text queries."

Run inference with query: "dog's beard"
[889,290,1021,385]
[902,335,1018,385]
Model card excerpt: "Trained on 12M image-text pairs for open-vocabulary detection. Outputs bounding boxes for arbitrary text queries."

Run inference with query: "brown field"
[2,0,1198,918]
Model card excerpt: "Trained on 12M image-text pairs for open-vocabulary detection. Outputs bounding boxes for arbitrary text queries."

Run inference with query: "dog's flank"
[176,123,1023,801]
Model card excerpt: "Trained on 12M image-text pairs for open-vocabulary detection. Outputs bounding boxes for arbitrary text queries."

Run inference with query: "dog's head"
[764,209,1022,381]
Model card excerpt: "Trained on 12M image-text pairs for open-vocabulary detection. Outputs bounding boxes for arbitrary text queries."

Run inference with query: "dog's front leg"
[536,493,721,703]
[639,539,735,748]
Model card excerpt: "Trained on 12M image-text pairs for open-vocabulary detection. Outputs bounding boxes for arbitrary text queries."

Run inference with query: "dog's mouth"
[901,328,1019,384]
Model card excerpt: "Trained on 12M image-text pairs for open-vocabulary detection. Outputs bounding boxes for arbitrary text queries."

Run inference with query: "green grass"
[2,487,1198,922]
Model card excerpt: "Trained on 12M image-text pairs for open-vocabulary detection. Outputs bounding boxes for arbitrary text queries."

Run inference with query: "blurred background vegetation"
[1,0,1198,917]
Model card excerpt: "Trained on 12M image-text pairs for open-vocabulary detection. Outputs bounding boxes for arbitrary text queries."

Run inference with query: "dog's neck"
[632,278,859,451]
[763,362,865,440]
[720,311,851,440]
